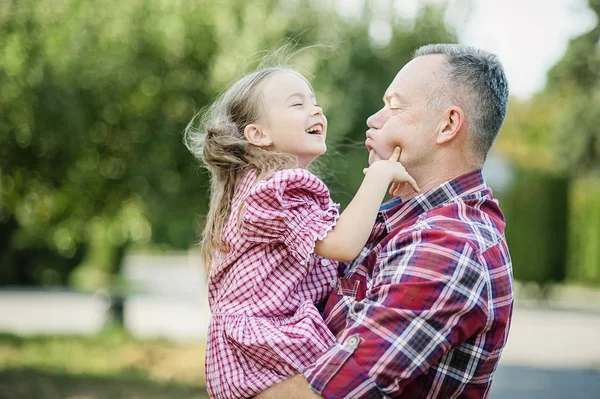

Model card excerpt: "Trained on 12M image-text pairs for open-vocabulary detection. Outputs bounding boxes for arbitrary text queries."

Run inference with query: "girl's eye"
[293,103,303,107]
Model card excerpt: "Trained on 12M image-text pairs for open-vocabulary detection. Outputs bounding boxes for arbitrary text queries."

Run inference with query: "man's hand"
[255,374,323,399]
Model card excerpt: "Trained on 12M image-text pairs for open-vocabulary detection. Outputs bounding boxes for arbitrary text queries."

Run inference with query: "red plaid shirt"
[304,170,514,398]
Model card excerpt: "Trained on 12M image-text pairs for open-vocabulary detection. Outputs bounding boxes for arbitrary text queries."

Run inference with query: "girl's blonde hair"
[185,66,302,272]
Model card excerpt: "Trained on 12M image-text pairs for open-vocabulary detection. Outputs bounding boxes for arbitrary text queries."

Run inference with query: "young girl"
[185,65,418,399]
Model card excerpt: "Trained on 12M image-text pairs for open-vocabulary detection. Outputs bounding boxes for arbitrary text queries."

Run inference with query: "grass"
[0,326,209,399]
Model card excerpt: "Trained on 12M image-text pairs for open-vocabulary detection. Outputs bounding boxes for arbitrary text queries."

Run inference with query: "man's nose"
[367,107,386,130]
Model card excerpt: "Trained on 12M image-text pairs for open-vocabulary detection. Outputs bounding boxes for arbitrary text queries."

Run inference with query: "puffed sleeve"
[241,168,339,262]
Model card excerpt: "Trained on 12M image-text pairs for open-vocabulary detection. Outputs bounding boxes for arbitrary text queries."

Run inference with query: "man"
[257,44,513,398]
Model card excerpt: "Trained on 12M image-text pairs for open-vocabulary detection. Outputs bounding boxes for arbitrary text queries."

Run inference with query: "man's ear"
[244,124,272,147]
[436,106,464,144]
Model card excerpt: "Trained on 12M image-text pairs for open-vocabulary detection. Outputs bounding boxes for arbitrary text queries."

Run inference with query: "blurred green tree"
[0,0,218,286]
[545,0,600,285]
[495,0,600,287]
[546,0,600,176]
[0,0,455,288]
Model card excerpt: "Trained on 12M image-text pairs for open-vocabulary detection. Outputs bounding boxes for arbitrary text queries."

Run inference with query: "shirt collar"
[380,169,488,231]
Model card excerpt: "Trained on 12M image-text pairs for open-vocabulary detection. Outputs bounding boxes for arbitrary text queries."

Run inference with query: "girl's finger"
[363,168,368,175]
[408,176,420,193]
[388,146,401,161]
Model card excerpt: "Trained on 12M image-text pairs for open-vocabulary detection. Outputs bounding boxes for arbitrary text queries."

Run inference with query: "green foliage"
[501,170,569,286]
[1,0,596,289]
[0,0,456,287]
[543,0,600,285]
[494,95,562,172]
[567,178,600,285]
[494,0,600,286]
[497,0,600,177]
[554,87,600,177]
[0,0,218,285]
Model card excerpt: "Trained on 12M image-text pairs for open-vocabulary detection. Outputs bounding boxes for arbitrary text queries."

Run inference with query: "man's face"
[365,55,446,174]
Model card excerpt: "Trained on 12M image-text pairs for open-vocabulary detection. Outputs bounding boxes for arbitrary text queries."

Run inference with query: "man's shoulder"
[386,196,506,255]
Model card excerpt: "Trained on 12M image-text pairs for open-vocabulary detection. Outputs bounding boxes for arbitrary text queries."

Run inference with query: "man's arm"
[256,375,322,399]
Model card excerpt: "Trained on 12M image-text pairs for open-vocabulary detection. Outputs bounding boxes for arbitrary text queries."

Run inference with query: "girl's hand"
[363,147,420,196]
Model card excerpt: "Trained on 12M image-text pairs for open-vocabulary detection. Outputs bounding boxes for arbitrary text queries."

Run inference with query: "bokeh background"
[1,0,599,398]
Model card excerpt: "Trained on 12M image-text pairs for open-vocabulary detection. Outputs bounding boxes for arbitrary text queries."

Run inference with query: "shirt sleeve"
[304,228,490,398]
[241,168,339,262]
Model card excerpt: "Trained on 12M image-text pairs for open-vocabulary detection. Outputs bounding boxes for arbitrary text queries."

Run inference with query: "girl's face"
[254,71,327,168]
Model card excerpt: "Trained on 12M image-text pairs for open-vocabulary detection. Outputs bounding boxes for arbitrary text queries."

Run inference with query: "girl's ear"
[244,124,273,147]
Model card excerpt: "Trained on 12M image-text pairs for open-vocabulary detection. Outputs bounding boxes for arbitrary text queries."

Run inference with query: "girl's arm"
[315,147,419,262]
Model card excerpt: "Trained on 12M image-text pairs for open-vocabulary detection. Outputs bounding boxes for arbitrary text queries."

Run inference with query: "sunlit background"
[1,0,599,398]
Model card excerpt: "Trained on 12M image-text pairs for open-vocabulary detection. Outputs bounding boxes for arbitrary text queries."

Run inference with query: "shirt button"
[320,259,328,266]
[345,335,359,349]
[353,303,364,313]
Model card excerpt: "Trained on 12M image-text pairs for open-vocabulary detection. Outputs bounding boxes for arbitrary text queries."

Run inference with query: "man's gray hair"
[414,44,509,159]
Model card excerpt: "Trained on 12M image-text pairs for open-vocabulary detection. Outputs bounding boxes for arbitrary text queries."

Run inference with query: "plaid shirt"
[304,170,514,398]
[206,169,339,399]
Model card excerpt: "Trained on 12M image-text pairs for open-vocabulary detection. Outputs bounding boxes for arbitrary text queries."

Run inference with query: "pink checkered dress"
[205,168,339,399]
